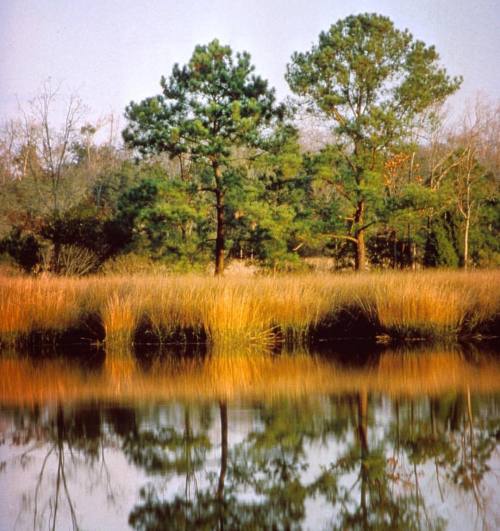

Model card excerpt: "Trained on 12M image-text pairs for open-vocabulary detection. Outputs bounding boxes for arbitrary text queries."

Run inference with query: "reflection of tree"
[33,404,80,530]
[393,390,499,528]
[123,404,211,485]
[217,401,227,516]
[25,402,109,530]
[126,393,500,530]
[231,400,327,527]
[128,402,227,530]
[311,392,435,530]
[6,402,131,530]
[128,398,353,530]
[2,388,498,530]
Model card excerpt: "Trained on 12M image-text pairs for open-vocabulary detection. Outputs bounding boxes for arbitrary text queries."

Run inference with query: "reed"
[374,274,467,336]
[0,270,498,348]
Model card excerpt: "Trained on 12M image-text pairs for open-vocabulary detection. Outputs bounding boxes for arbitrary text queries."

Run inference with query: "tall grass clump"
[141,276,206,343]
[0,270,499,349]
[374,273,467,337]
[373,270,500,338]
[0,275,86,344]
[100,292,140,349]
[199,279,272,344]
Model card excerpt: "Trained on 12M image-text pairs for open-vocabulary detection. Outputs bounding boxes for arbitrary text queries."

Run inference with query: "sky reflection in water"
[0,344,499,530]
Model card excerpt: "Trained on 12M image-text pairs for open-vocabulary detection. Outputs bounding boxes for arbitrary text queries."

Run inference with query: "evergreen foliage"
[123,39,286,273]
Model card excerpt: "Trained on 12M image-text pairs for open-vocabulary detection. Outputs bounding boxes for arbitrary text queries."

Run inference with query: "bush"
[38,244,101,276]
[100,253,169,275]
[424,222,459,267]
[0,228,41,272]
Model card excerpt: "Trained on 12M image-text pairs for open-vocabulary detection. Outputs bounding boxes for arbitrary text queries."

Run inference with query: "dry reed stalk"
[0,276,84,342]
[0,279,33,341]
[100,291,141,348]
[374,276,467,336]
[142,276,206,341]
[199,280,275,344]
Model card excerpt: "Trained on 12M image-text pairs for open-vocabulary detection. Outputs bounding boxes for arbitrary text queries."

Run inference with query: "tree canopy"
[1,16,499,275]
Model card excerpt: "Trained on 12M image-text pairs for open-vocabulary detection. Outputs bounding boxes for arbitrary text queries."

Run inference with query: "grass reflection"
[1,345,500,405]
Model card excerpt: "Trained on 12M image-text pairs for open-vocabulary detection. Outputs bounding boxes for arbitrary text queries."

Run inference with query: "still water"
[0,344,499,530]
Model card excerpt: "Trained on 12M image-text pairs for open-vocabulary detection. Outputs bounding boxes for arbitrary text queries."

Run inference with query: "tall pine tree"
[123,40,284,274]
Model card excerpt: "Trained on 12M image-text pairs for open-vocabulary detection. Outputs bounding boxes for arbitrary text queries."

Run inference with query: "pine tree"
[123,40,284,274]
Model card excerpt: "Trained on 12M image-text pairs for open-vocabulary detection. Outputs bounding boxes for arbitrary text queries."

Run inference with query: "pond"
[1,343,499,530]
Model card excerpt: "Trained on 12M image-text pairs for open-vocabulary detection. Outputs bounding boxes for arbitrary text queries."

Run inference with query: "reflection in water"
[0,346,499,530]
[1,344,500,404]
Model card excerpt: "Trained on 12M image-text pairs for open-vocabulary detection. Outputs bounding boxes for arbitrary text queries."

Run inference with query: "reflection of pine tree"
[4,390,498,530]
[127,402,232,530]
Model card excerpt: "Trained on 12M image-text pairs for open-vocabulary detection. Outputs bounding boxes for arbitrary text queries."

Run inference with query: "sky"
[1,0,499,125]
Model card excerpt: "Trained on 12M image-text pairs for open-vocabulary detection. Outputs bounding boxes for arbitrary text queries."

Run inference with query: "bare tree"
[20,80,86,215]
[451,97,499,269]
[0,82,127,272]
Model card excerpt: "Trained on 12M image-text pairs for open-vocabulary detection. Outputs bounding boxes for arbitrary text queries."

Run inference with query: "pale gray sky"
[1,0,499,122]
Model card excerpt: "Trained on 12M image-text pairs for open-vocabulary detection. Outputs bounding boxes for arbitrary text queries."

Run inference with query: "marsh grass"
[374,277,468,337]
[0,270,499,349]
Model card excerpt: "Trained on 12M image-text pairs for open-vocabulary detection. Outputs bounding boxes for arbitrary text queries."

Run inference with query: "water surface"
[1,344,499,530]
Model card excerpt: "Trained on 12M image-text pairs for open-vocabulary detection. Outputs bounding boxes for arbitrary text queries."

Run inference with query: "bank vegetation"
[1,270,498,349]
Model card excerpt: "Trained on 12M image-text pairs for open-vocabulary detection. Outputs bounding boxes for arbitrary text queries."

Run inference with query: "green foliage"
[473,198,500,266]
[116,173,212,266]
[424,217,460,267]
[124,39,283,158]
[286,14,461,143]
[286,13,461,268]
[223,128,316,268]
[1,24,497,273]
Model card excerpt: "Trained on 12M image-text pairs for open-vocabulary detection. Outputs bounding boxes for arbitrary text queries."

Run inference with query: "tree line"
[1,13,498,275]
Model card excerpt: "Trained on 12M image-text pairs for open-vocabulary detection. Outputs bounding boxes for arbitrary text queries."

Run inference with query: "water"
[0,345,499,530]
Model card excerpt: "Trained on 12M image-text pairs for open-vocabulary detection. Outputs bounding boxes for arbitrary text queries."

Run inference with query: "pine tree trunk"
[354,200,366,271]
[213,162,225,276]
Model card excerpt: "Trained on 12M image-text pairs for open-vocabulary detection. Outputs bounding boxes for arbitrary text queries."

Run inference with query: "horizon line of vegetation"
[1,13,498,278]
[0,270,499,350]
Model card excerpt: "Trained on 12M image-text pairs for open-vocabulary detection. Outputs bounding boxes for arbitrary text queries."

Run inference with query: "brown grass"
[0,270,499,348]
[1,346,499,405]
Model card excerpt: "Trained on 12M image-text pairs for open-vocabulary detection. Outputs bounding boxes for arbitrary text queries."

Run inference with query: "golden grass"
[101,292,141,347]
[1,346,499,406]
[0,276,84,340]
[375,277,467,335]
[0,270,499,348]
